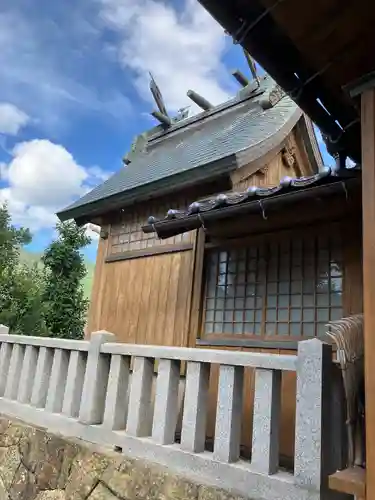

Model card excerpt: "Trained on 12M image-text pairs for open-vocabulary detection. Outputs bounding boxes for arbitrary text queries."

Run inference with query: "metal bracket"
[152,223,161,240]
[198,213,206,231]
[342,182,349,201]
[258,200,268,220]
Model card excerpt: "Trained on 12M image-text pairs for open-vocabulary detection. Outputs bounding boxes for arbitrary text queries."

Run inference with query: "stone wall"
[0,416,248,500]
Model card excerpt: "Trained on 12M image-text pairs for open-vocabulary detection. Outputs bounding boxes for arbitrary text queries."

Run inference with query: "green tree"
[42,221,91,339]
[0,204,46,335]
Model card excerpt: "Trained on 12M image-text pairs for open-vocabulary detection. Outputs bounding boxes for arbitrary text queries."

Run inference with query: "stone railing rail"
[0,331,340,500]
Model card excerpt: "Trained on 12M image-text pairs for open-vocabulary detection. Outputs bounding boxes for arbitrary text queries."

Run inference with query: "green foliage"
[42,221,91,339]
[0,204,47,335]
[18,249,95,300]
[0,203,31,270]
[0,206,92,339]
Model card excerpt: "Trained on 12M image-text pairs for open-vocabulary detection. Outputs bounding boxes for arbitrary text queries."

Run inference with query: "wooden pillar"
[346,75,375,498]
[360,87,375,499]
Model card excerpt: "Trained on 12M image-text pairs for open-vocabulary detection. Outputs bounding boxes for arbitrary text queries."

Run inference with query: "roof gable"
[57,76,302,223]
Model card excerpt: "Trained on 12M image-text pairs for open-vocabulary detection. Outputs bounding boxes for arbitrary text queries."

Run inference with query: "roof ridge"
[146,76,274,144]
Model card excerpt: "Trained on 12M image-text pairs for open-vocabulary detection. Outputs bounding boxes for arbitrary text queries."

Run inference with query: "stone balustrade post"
[46,348,70,413]
[213,365,244,463]
[30,347,54,408]
[18,345,38,403]
[294,338,332,492]
[0,329,11,397]
[152,358,180,444]
[62,351,86,418]
[102,354,130,430]
[251,368,281,474]
[126,356,154,437]
[79,331,115,424]
[4,344,25,400]
[181,361,210,453]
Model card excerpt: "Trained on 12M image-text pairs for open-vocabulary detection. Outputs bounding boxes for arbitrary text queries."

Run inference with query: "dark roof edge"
[57,154,238,223]
[198,0,361,164]
[143,170,360,239]
[299,115,324,172]
[236,105,301,167]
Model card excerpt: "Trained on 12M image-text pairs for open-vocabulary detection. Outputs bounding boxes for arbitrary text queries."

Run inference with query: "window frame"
[105,199,194,262]
[195,221,347,348]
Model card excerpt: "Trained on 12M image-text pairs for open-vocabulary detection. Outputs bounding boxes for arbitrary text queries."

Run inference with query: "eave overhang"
[57,154,238,225]
[198,0,363,164]
[143,168,361,239]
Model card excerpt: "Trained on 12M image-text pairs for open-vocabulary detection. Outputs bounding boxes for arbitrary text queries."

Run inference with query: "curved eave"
[236,104,302,167]
[143,168,361,239]
[57,155,238,224]
[57,96,303,224]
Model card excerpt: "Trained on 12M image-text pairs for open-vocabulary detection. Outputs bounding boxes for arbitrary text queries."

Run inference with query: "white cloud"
[0,103,30,136]
[7,140,88,207]
[0,139,110,232]
[0,8,131,133]
[99,0,234,113]
[86,166,112,183]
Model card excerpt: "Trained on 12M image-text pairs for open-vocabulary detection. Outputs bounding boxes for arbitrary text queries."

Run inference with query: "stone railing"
[0,331,341,500]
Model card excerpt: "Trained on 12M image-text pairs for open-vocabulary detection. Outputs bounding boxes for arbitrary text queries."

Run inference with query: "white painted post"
[0,340,12,397]
[18,345,38,403]
[45,349,70,413]
[181,361,210,453]
[4,344,25,400]
[294,338,332,491]
[152,358,180,444]
[30,347,54,408]
[102,354,130,430]
[251,368,281,474]
[79,331,115,424]
[62,351,86,418]
[0,325,9,334]
[126,356,154,437]
[213,365,244,463]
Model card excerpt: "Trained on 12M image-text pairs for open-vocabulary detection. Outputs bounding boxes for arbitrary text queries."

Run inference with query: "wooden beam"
[361,87,375,500]
[187,228,206,346]
[329,467,365,499]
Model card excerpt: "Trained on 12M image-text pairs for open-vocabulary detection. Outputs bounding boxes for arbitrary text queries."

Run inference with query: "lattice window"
[110,202,192,254]
[202,228,343,340]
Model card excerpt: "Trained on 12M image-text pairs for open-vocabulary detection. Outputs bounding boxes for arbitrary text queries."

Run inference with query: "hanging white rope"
[326,314,365,468]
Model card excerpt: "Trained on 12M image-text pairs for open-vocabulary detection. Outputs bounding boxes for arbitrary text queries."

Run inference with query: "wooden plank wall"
[87,125,315,341]
[231,130,313,191]
[88,249,194,347]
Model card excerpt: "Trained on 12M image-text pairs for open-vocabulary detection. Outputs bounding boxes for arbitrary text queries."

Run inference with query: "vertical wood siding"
[231,131,311,191]
[87,250,194,347]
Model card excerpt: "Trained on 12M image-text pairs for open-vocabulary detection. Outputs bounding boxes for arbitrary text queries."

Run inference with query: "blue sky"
[0,0,335,262]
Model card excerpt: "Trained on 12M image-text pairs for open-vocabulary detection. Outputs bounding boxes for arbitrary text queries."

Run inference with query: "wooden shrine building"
[195,0,375,498]
[57,72,348,464]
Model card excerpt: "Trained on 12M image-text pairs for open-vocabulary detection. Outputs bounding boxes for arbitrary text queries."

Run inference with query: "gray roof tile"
[144,167,361,239]
[58,77,300,221]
